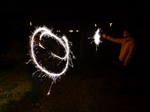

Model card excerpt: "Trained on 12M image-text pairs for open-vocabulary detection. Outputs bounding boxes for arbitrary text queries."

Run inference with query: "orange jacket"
[106,36,135,65]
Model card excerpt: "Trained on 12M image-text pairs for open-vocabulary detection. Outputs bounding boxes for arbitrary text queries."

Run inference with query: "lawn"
[0,65,32,112]
[1,57,150,112]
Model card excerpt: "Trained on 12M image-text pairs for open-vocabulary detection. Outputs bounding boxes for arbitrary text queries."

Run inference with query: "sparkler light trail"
[89,28,103,51]
[29,26,74,95]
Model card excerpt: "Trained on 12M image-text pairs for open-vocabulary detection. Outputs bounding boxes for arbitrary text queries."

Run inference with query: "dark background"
[0,0,150,59]
[0,1,150,111]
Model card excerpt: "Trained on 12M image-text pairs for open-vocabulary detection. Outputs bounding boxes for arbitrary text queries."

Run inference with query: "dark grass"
[1,57,150,112]
[0,60,32,112]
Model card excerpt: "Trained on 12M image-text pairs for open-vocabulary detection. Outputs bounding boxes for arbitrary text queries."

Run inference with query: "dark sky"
[0,0,150,54]
[0,0,150,22]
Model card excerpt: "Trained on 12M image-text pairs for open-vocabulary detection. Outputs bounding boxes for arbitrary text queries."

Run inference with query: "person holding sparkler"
[27,26,74,108]
[29,36,46,108]
[102,29,136,93]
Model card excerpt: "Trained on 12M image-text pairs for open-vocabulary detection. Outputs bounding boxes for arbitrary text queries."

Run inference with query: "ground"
[7,58,150,112]
[10,76,150,112]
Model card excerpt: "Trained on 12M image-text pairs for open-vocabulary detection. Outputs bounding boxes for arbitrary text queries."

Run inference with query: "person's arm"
[124,40,135,65]
[106,36,124,44]
[102,34,123,44]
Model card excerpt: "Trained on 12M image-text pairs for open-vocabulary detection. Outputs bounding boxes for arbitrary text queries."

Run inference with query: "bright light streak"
[89,28,103,51]
[29,26,74,95]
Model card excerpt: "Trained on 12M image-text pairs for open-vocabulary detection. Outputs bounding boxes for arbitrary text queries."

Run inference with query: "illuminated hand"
[102,33,107,38]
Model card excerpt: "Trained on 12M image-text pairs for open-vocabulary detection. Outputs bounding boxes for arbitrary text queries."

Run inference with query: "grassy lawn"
[0,58,118,112]
[0,62,32,112]
[0,56,150,112]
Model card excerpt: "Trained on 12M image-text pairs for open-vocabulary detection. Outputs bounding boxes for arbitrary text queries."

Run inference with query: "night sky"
[1,0,150,21]
[0,0,150,55]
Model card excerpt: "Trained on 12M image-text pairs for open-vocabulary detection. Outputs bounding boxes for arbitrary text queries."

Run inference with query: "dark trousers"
[119,61,130,90]
[31,71,41,104]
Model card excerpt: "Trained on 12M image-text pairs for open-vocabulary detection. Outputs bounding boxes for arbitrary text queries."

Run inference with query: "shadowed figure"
[102,29,136,93]
[29,36,61,108]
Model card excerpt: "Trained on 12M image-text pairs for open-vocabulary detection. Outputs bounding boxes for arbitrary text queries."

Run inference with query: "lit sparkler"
[89,28,103,51]
[29,26,74,95]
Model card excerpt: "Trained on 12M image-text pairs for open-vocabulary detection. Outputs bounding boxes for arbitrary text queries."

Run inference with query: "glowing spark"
[29,26,74,95]
[89,28,102,51]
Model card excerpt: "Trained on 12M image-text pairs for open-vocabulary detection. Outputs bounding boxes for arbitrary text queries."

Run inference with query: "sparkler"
[29,26,74,95]
[89,28,103,51]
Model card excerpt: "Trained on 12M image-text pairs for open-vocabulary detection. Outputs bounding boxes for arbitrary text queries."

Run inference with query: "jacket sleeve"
[124,40,135,65]
[106,36,124,44]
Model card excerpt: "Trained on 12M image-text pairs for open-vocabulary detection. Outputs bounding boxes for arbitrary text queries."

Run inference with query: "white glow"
[29,26,75,95]
[30,26,74,80]
[94,24,97,27]
[89,28,102,51]
[110,23,113,27]
[76,30,79,32]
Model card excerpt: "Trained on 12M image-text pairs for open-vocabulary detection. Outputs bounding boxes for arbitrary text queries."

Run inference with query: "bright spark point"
[89,28,103,51]
[29,26,74,95]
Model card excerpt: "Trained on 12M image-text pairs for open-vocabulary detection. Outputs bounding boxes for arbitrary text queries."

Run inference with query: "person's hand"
[102,33,107,39]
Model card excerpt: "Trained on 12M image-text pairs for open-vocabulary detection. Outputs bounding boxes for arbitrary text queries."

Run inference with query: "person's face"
[123,31,130,38]
[34,39,40,45]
